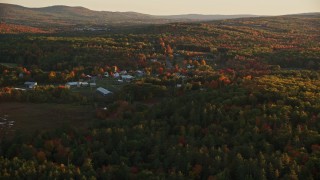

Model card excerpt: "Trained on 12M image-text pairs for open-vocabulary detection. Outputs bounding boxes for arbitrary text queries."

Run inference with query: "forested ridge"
[0,14,319,179]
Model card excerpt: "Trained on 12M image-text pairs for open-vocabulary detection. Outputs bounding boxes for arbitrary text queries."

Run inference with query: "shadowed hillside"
[0,3,261,29]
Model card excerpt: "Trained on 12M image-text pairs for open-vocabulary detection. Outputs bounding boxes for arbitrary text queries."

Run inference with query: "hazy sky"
[1,0,319,15]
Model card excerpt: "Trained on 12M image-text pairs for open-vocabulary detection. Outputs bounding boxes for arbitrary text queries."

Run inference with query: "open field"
[95,78,127,91]
[0,63,18,68]
[0,102,96,136]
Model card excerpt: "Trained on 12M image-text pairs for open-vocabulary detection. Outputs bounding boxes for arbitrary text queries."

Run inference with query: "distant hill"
[286,12,320,16]
[160,14,259,21]
[0,3,260,28]
[0,3,318,31]
[0,3,171,28]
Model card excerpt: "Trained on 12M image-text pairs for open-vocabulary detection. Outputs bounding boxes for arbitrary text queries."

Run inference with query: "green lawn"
[0,63,18,68]
[95,78,125,91]
[0,102,96,137]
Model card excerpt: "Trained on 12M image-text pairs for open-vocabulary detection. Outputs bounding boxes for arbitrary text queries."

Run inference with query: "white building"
[136,70,144,77]
[24,82,37,89]
[120,70,127,75]
[65,82,78,88]
[89,82,96,87]
[65,81,89,88]
[13,88,26,91]
[96,87,112,96]
[121,75,134,82]
[80,82,89,87]
[187,65,195,69]
[104,72,109,77]
[113,72,120,78]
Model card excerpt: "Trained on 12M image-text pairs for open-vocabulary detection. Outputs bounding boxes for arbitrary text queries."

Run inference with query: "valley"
[0,3,319,179]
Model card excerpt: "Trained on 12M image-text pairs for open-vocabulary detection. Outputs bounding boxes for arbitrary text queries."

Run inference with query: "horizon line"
[1,3,319,17]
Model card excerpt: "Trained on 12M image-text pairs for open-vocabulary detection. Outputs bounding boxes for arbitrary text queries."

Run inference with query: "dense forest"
[0,14,319,179]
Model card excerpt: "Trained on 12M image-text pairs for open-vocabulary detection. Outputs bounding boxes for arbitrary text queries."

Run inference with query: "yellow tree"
[48,71,56,81]
[200,59,207,65]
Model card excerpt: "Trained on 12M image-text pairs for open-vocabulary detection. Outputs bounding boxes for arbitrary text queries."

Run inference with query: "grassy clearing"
[0,63,18,68]
[95,78,126,91]
[0,102,96,136]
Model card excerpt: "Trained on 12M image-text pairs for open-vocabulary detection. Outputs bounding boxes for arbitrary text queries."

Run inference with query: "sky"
[1,0,319,15]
